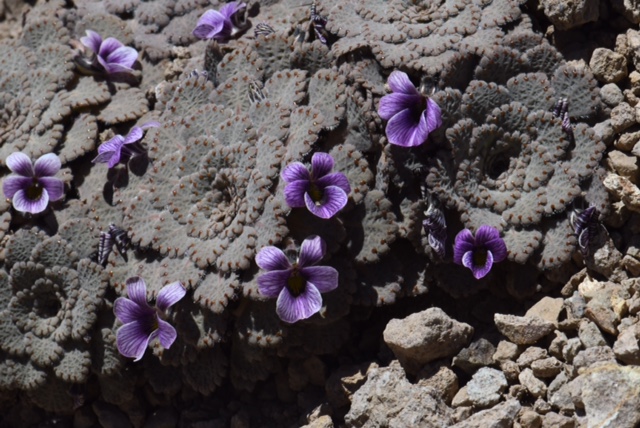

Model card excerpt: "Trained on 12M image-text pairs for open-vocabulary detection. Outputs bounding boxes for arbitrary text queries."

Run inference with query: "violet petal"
[124,127,144,145]
[425,98,443,133]
[378,93,422,120]
[453,229,475,265]
[303,185,348,219]
[80,30,102,54]
[193,9,227,39]
[113,297,154,324]
[298,235,325,267]
[156,318,178,349]
[33,153,61,177]
[256,246,291,271]
[105,46,138,70]
[39,177,64,201]
[316,172,351,195]
[281,162,310,183]
[257,269,290,298]
[156,281,186,313]
[98,37,125,58]
[3,176,32,199]
[284,180,309,208]
[300,265,338,293]
[310,152,334,178]
[116,320,153,361]
[387,70,419,95]
[12,189,49,214]
[126,276,149,308]
[276,283,322,323]
[6,152,34,177]
[386,108,429,147]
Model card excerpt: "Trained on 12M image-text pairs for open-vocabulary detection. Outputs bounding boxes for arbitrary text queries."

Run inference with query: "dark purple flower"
[2,152,64,214]
[282,152,350,219]
[93,121,160,168]
[192,1,246,41]
[570,205,600,256]
[256,236,338,323]
[114,276,186,361]
[80,30,139,74]
[378,70,442,147]
[453,225,507,279]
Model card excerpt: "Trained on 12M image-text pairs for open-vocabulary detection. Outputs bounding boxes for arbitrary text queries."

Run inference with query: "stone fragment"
[610,103,636,133]
[519,410,542,428]
[466,367,508,408]
[533,397,552,415]
[525,297,564,327]
[541,412,575,428]
[383,308,473,374]
[301,415,333,428]
[449,399,521,428]
[548,374,575,413]
[325,362,376,408]
[549,331,568,359]
[499,360,520,383]
[345,362,454,427]
[494,314,554,345]
[493,340,520,362]
[623,254,640,276]
[600,83,625,108]
[604,173,640,213]
[452,386,471,407]
[614,323,640,364]
[540,0,598,30]
[452,338,495,374]
[573,346,616,373]
[577,320,607,348]
[559,292,586,330]
[617,130,640,152]
[516,346,548,368]
[518,368,547,398]
[417,363,459,403]
[607,150,639,183]
[531,357,563,378]
[614,0,640,25]
[590,48,627,83]
[562,338,583,363]
[581,280,630,335]
[593,120,614,146]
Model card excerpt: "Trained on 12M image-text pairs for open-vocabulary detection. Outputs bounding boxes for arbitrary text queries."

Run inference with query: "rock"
[581,280,630,334]
[601,83,625,108]
[541,412,576,428]
[549,331,568,359]
[499,360,520,383]
[629,30,640,70]
[345,361,455,427]
[516,347,548,368]
[540,0,598,30]
[604,173,640,213]
[466,368,508,408]
[525,297,564,327]
[559,292,586,330]
[562,338,583,364]
[617,130,640,152]
[300,415,333,428]
[494,314,554,345]
[452,338,496,374]
[533,397,552,415]
[449,399,521,428]
[607,150,639,183]
[417,363,459,403]
[573,346,616,373]
[548,375,576,413]
[383,308,473,374]
[593,119,615,146]
[518,368,547,398]
[614,323,640,364]
[531,357,563,378]
[92,401,133,428]
[325,362,376,408]
[623,254,640,276]
[493,340,520,362]
[452,386,472,407]
[590,48,627,83]
[610,103,636,133]
[519,410,542,428]
[577,320,607,348]
[613,0,640,24]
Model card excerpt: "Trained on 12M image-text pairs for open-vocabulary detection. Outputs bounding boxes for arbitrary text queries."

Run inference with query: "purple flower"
[192,1,246,41]
[256,236,338,323]
[282,152,351,219]
[114,276,186,361]
[80,30,139,74]
[2,152,64,214]
[453,225,508,279]
[93,122,160,168]
[378,70,442,147]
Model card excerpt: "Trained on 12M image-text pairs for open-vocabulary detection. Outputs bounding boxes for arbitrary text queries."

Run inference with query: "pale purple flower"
[378,70,442,147]
[2,152,64,214]
[256,236,338,323]
[93,121,160,168]
[80,30,139,74]
[114,276,186,361]
[453,225,507,280]
[282,152,351,219]
[192,1,246,41]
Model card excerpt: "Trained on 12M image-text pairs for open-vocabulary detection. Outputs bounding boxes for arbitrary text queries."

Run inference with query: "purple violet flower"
[192,1,246,41]
[93,121,160,168]
[80,30,139,74]
[453,225,507,280]
[378,70,442,147]
[256,236,338,323]
[2,152,64,214]
[282,152,351,219]
[114,276,186,361]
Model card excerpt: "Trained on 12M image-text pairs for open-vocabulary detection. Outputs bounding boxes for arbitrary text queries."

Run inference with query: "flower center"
[26,180,44,201]
[473,248,488,267]
[286,267,306,297]
[411,95,427,123]
[308,183,324,205]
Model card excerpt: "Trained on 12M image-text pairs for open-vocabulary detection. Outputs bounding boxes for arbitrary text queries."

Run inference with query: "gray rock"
[533,397,552,415]
[452,386,472,407]
[516,347,548,368]
[617,130,640,152]
[540,0,599,30]
[531,357,563,378]
[629,30,640,70]
[301,415,334,428]
[614,323,640,364]
[466,367,508,408]
[325,362,376,408]
[345,361,455,427]
[493,340,520,362]
[562,338,584,364]
[383,308,473,374]
[573,346,616,374]
[541,412,576,428]
[590,48,627,83]
[525,297,563,328]
[452,338,496,374]
[607,150,639,183]
[549,331,568,359]
[450,399,521,428]
[494,314,554,345]
[601,83,625,108]
[518,410,542,428]
[611,103,636,133]
[499,360,521,383]
[613,0,640,24]
[593,120,615,146]
[417,363,459,403]
[577,320,607,348]
[518,368,548,398]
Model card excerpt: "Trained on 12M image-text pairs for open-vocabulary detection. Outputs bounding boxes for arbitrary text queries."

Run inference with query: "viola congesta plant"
[282,152,351,219]
[114,276,186,361]
[453,225,507,280]
[256,236,338,324]
[3,152,64,214]
[378,71,442,147]
[80,30,139,75]
[193,1,247,41]
[93,122,160,168]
